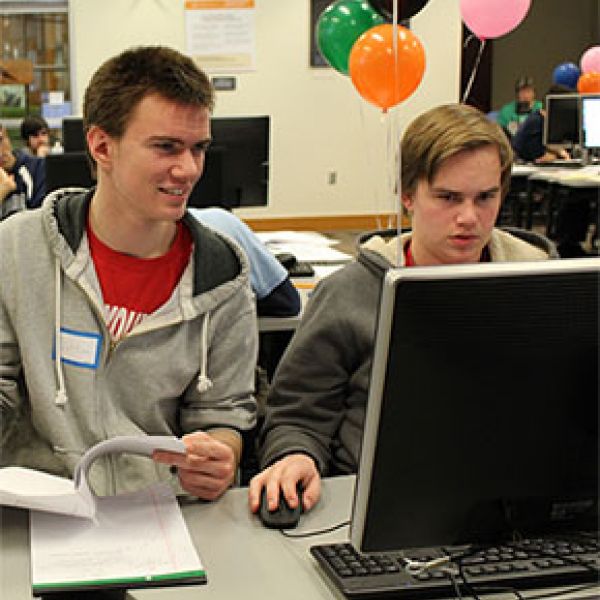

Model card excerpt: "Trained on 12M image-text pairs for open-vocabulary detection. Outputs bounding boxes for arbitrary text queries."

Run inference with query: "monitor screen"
[61,117,86,152]
[45,152,95,193]
[351,258,599,553]
[581,95,600,150]
[187,116,269,210]
[543,94,581,147]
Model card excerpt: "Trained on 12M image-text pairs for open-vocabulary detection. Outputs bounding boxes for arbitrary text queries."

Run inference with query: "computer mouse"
[275,252,298,271]
[258,484,303,529]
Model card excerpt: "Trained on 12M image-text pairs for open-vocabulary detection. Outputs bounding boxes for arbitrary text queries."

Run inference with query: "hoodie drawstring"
[197,311,213,393]
[54,259,68,406]
[54,258,211,401]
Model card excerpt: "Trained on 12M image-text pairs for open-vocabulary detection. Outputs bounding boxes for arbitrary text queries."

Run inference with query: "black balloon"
[368,0,429,21]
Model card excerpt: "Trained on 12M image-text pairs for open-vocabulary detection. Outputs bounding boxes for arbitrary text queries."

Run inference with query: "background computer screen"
[352,260,599,553]
[543,94,581,147]
[61,117,86,152]
[581,95,600,149]
[187,115,269,210]
[45,152,94,193]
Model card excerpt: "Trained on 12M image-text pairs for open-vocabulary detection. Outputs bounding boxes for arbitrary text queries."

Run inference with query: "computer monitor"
[61,117,86,152]
[187,116,269,210]
[45,152,95,193]
[543,94,581,148]
[581,95,600,150]
[351,258,599,553]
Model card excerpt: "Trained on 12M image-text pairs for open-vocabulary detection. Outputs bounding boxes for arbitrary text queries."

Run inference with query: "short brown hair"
[401,103,513,198]
[83,45,214,140]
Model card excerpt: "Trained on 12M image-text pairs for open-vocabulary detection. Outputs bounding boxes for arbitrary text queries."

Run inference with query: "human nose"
[172,149,204,181]
[455,199,478,227]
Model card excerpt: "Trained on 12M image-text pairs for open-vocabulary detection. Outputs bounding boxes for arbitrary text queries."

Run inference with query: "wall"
[492,0,600,109]
[69,0,461,220]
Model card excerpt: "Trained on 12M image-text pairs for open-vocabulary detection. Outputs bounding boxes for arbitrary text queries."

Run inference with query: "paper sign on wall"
[185,0,256,72]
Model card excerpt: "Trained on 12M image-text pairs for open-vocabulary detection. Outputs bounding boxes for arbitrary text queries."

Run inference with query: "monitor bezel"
[350,257,600,553]
[543,93,581,148]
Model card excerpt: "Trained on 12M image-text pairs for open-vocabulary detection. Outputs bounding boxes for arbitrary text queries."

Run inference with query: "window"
[1,1,69,143]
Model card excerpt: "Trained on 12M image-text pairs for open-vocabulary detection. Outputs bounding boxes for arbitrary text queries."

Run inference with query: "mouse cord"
[279,520,351,538]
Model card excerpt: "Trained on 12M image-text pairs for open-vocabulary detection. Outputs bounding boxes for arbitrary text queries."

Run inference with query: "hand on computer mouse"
[258,482,304,529]
[248,453,321,515]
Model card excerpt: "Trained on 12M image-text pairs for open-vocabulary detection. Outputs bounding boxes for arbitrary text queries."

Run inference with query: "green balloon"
[317,0,385,75]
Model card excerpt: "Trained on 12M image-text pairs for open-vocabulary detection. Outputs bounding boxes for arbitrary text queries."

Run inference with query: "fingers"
[152,432,236,501]
[153,432,230,467]
[248,453,321,514]
[177,465,234,501]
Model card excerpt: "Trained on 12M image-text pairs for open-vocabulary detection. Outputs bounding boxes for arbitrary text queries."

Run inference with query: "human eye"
[192,140,211,156]
[476,189,499,204]
[151,139,181,154]
[435,191,459,203]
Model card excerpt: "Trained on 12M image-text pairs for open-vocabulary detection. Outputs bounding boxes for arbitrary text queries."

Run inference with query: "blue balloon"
[552,62,580,90]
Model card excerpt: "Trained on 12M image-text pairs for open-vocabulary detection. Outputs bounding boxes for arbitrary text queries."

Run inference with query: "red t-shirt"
[87,221,193,340]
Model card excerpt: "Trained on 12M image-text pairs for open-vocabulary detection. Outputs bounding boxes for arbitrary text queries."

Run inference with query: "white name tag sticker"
[55,328,102,369]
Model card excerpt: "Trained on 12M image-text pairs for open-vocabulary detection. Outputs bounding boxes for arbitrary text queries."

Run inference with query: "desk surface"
[521,164,600,187]
[3,476,599,600]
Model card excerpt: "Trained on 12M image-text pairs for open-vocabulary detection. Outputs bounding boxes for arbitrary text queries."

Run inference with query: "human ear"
[401,192,414,213]
[86,126,113,172]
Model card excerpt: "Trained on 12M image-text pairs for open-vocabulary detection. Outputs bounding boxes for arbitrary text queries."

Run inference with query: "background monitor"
[187,115,269,210]
[581,95,600,150]
[45,152,95,193]
[351,259,599,553]
[61,117,86,152]
[543,94,581,147]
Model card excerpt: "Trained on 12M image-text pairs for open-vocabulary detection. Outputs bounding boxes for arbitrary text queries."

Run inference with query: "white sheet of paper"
[0,435,186,519]
[0,467,94,518]
[31,482,204,590]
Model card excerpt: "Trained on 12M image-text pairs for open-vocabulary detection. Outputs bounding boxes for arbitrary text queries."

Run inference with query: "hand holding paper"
[0,435,186,518]
[153,430,236,501]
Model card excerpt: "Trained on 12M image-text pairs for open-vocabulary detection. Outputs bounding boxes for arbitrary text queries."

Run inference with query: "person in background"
[189,207,301,317]
[0,46,258,501]
[248,103,558,516]
[511,84,573,164]
[0,123,46,219]
[19,115,51,157]
[497,76,542,137]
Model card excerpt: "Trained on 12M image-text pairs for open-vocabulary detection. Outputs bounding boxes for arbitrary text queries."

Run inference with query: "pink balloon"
[581,46,600,74]
[460,0,531,40]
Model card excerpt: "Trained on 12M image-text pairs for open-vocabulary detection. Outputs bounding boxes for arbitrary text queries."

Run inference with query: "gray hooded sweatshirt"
[0,189,257,495]
[259,227,558,476]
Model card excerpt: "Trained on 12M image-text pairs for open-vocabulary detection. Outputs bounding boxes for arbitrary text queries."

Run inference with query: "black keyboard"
[311,536,599,598]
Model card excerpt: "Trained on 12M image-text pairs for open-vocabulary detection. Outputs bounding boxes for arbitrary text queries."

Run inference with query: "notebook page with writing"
[31,482,205,593]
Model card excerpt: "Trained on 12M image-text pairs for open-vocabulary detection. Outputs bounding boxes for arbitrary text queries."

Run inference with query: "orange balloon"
[349,24,426,111]
[577,71,600,93]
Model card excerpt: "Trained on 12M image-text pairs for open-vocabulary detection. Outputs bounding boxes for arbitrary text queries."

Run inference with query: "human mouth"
[449,234,479,247]
[158,186,187,198]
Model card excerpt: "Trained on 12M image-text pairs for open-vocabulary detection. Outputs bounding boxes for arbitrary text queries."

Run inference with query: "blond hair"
[401,104,513,198]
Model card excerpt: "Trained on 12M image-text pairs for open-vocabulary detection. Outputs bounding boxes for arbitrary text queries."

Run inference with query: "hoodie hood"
[357,226,558,271]
[42,188,252,407]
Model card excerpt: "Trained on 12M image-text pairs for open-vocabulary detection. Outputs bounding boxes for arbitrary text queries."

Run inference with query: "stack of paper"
[0,435,206,594]
[256,230,353,264]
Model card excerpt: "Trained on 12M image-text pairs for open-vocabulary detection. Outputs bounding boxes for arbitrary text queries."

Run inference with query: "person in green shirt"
[497,75,542,137]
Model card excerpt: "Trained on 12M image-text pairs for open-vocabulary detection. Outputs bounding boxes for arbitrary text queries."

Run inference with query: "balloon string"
[395,121,404,268]
[392,0,398,96]
[463,33,476,48]
[461,38,486,104]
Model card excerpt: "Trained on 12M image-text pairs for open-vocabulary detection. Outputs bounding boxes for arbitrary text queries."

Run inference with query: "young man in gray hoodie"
[249,103,558,516]
[0,46,257,501]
